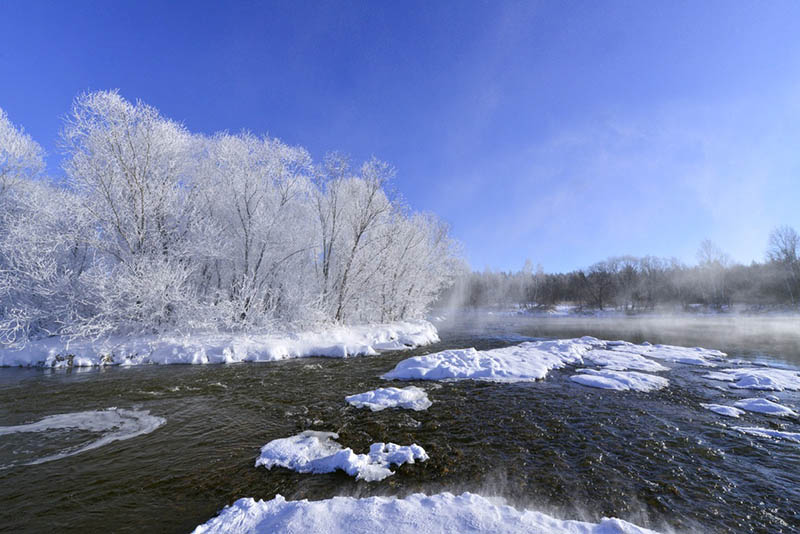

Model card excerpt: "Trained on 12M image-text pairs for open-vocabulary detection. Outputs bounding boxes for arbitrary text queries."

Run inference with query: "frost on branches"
[0,91,459,345]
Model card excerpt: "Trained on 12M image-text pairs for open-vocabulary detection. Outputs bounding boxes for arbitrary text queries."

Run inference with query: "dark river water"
[1,315,799,534]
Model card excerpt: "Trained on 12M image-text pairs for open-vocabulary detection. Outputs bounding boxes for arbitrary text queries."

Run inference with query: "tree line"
[442,233,800,312]
[0,91,459,344]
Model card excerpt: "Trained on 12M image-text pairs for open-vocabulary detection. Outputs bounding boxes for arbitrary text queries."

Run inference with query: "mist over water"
[0,314,798,533]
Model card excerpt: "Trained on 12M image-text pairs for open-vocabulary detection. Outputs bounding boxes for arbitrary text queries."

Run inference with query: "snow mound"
[570,369,669,392]
[0,408,165,467]
[700,403,744,418]
[0,320,438,367]
[733,398,797,417]
[254,431,427,482]
[191,492,662,534]
[346,386,431,411]
[734,427,800,443]
[702,368,800,391]
[382,337,602,382]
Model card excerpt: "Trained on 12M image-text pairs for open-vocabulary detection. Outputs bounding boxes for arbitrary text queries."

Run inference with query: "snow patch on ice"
[734,427,800,443]
[570,369,669,392]
[0,321,438,367]
[254,431,427,482]
[346,386,431,411]
[733,398,797,417]
[702,368,800,391]
[0,408,165,467]
[700,403,744,418]
[191,492,663,534]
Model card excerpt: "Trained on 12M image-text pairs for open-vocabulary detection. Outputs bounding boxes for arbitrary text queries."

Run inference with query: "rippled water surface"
[1,315,799,533]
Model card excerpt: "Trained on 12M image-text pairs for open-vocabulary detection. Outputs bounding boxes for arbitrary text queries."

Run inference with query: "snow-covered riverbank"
[0,320,438,368]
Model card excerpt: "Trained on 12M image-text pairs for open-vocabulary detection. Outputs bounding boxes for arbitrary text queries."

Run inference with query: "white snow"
[191,492,662,534]
[734,427,800,444]
[0,408,165,467]
[733,398,797,417]
[700,403,744,418]
[0,320,438,368]
[254,431,428,482]
[346,386,431,411]
[702,368,800,391]
[570,369,669,392]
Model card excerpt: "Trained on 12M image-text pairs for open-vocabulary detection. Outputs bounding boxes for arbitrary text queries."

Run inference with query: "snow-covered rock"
[191,492,663,534]
[254,431,427,482]
[610,343,725,366]
[346,386,431,411]
[700,403,744,418]
[702,368,800,391]
[0,320,438,368]
[734,426,800,443]
[733,398,797,417]
[570,369,669,392]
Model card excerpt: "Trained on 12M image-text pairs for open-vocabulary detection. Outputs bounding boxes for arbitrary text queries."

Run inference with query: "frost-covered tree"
[0,91,459,344]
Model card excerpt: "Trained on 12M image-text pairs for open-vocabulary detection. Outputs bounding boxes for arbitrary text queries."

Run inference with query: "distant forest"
[442,230,800,312]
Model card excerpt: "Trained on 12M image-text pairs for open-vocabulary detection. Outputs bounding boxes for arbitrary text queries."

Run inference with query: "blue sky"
[3,0,800,272]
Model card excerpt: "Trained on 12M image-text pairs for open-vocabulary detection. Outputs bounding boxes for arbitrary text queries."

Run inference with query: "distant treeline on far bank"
[441,229,800,312]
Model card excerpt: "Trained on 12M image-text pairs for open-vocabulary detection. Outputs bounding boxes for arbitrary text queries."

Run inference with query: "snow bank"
[192,492,662,534]
[570,369,669,392]
[733,398,797,417]
[702,368,800,391]
[700,403,744,418]
[0,408,165,467]
[254,431,427,482]
[734,427,800,444]
[346,386,432,411]
[0,320,438,368]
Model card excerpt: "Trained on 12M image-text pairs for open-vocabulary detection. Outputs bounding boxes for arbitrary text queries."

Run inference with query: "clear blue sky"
[3,0,800,272]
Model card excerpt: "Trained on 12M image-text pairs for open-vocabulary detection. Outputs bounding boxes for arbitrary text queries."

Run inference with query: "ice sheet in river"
[700,403,744,418]
[191,492,662,534]
[570,369,669,392]
[254,431,427,481]
[702,368,800,391]
[734,427,800,443]
[733,398,797,417]
[382,337,693,383]
[346,386,431,411]
[0,408,165,467]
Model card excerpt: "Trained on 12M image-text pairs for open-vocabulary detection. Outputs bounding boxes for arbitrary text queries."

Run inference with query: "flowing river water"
[1,315,799,533]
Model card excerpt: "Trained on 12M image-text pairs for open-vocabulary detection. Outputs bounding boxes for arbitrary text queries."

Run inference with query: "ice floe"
[733,398,797,417]
[192,492,662,534]
[0,320,438,367]
[254,431,427,482]
[382,337,681,386]
[702,368,800,391]
[346,386,431,411]
[570,369,669,392]
[0,408,165,467]
[734,427,800,444]
[700,403,744,418]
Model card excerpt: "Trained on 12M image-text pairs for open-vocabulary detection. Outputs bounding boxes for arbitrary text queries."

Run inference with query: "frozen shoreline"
[0,320,438,368]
